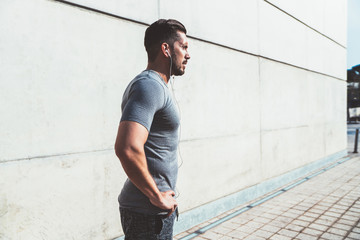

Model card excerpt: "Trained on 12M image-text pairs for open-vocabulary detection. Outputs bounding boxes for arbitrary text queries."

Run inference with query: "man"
[114,19,190,239]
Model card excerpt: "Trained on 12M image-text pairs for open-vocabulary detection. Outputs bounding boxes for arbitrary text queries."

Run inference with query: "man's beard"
[170,54,185,76]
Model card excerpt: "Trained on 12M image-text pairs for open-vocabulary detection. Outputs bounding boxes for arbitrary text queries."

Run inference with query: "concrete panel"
[0,0,148,161]
[306,29,346,80]
[259,59,309,131]
[325,122,347,156]
[176,132,261,212]
[259,59,347,180]
[159,0,259,55]
[307,124,326,162]
[265,0,347,46]
[323,0,347,47]
[260,126,310,180]
[322,40,346,80]
[259,1,346,79]
[323,78,347,155]
[265,0,323,31]
[171,38,260,141]
[323,76,347,123]
[259,1,308,70]
[63,0,158,24]
[306,73,327,125]
[0,150,125,239]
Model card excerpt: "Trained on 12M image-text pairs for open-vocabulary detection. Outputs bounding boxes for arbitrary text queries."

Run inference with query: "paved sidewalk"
[174,155,360,240]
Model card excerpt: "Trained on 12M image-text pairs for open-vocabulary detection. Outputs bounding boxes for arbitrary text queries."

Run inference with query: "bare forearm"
[119,151,161,201]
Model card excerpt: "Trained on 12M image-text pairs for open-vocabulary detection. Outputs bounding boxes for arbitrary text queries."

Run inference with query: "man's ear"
[161,43,170,57]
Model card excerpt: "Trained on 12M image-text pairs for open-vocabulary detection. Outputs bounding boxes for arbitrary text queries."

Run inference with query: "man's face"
[171,31,190,76]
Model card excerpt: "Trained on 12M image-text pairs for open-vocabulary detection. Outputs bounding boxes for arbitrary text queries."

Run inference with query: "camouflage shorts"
[120,208,176,240]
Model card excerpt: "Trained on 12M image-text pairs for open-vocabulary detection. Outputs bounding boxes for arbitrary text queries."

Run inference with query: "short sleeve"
[121,79,165,131]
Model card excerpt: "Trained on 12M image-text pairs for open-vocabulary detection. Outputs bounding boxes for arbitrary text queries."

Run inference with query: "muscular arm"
[114,121,177,215]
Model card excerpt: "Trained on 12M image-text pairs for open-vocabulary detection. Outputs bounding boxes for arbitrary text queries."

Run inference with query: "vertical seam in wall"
[258,0,263,175]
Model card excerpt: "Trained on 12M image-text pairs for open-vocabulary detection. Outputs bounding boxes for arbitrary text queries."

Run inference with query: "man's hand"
[149,190,178,217]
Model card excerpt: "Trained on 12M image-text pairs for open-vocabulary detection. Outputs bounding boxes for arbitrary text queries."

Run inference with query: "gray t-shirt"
[118,70,180,215]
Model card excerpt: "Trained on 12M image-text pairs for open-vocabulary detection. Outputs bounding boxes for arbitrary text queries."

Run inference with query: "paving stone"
[292,219,311,227]
[268,219,289,228]
[234,225,258,235]
[252,229,274,238]
[248,209,267,217]
[350,208,360,215]
[324,211,342,218]
[287,208,304,216]
[308,223,329,232]
[298,215,316,223]
[318,215,338,225]
[332,223,354,231]
[200,230,224,239]
[243,235,267,240]
[342,214,359,222]
[270,209,287,216]
[318,201,334,208]
[260,212,278,220]
[230,216,249,225]
[348,232,360,239]
[251,216,272,224]
[269,233,292,240]
[312,205,330,212]
[302,227,323,237]
[304,212,320,219]
[285,223,304,232]
[295,233,319,240]
[326,227,347,236]
[281,210,301,219]
[346,210,360,217]
[258,224,280,234]
[331,204,349,211]
[239,212,257,221]
[337,218,356,226]
[218,236,234,240]
[227,230,249,239]
[222,221,241,230]
[277,215,294,222]
[245,220,264,230]
[277,229,298,238]
[211,225,234,235]
[308,207,325,215]
[337,201,352,208]
[328,207,347,214]
[314,218,334,227]
[292,204,311,211]
[320,232,343,240]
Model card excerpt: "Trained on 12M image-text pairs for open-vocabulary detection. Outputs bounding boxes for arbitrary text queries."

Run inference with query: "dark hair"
[144,19,187,62]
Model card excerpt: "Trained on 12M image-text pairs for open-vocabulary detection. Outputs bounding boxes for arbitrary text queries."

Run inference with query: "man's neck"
[146,62,170,84]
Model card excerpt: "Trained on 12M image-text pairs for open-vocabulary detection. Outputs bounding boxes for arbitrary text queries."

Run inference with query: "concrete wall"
[0,0,347,239]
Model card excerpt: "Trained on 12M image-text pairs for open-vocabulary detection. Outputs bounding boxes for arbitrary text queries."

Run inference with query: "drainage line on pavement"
[179,157,350,240]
